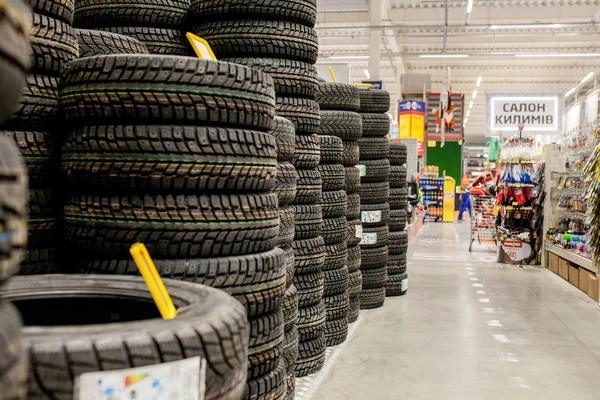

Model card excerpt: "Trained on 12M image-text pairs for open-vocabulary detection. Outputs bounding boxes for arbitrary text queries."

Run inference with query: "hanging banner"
[486,93,563,136]
[427,93,464,141]
[398,100,426,141]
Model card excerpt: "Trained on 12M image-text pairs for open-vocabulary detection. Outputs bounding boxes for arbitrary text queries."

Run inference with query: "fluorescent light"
[465,118,469,124]
[469,100,474,108]
[419,54,468,58]
[477,154,481,157]
[489,23,565,30]
[476,76,482,87]
[467,110,471,117]
[472,90,478,99]
[329,55,369,59]
[364,69,370,79]
[581,72,594,83]
[515,53,600,57]
[467,0,474,13]
[565,87,576,96]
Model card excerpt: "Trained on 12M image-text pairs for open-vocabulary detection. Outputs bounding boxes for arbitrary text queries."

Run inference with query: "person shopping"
[458,172,472,220]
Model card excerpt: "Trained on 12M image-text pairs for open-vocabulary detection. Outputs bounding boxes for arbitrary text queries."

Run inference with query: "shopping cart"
[469,194,498,251]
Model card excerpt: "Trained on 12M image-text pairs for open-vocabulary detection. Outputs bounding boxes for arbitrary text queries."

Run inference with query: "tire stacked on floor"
[58,55,285,400]
[357,89,392,310]
[74,0,194,56]
[387,142,409,296]
[317,136,349,346]
[1,0,79,275]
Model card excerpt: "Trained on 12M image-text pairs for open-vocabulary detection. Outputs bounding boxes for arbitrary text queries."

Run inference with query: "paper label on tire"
[75,357,206,400]
[356,164,367,177]
[361,210,382,223]
[354,225,363,238]
[360,232,378,245]
[401,279,408,291]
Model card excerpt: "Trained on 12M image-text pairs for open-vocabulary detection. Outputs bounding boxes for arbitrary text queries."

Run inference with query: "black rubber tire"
[317,135,343,165]
[59,55,276,130]
[245,358,286,400]
[62,125,278,192]
[28,0,74,24]
[342,141,360,167]
[390,142,408,165]
[18,248,59,275]
[283,326,298,372]
[317,111,362,141]
[360,286,386,309]
[31,14,78,76]
[358,89,390,113]
[76,28,149,57]
[269,116,296,162]
[277,206,295,247]
[291,134,320,169]
[64,192,279,259]
[324,317,348,347]
[388,253,407,275]
[360,203,390,227]
[359,181,389,204]
[74,0,189,28]
[27,217,59,249]
[386,273,408,297]
[348,295,360,323]
[77,248,286,318]
[346,219,362,247]
[361,266,387,289]
[1,275,249,399]
[346,193,360,219]
[190,0,317,27]
[318,164,344,191]
[358,159,390,183]
[294,168,322,204]
[360,246,388,269]
[286,372,296,400]
[322,216,347,246]
[0,0,30,124]
[316,83,360,112]
[390,165,408,188]
[358,137,390,160]
[389,209,408,231]
[283,284,299,332]
[324,292,349,321]
[7,74,60,130]
[361,113,391,137]
[0,137,28,282]
[389,188,409,210]
[0,130,57,187]
[294,270,324,308]
[292,204,322,240]
[274,162,297,207]
[323,266,349,297]
[276,97,320,136]
[389,231,409,255]
[297,301,325,342]
[348,269,363,297]
[248,311,284,380]
[292,236,325,274]
[295,332,325,377]
[100,27,194,56]
[0,301,27,399]
[323,241,347,271]
[282,244,295,289]
[194,20,319,64]
[359,225,389,249]
[321,190,347,218]
[28,189,57,217]
[222,58,318,100]
[347,244,361,273]
[344,167,360,195]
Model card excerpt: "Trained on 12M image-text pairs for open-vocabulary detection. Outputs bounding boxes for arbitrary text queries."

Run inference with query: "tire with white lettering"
[389,142,407,165]
[295,332,326,377]
[292,134,320,169]
[0,301,27,400]
[358,181,389,204]
[360,286,386,309]
[344,167,360,195]
[76,29,149,57]
[359,202,390,227]
[317,110,362,141]
[360,113,390,137]
[358,89,390,113]
[292,236,325,274]
[389,209,407,231]
[316,83,360,112]
[317,135,342,164]
[358,137,389,160]
[0,275,249,400]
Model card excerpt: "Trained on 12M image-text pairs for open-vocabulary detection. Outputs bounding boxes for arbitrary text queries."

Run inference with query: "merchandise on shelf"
[420,177,444,222]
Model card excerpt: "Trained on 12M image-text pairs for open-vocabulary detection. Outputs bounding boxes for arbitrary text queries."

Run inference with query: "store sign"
[398,100,425,142]
[486,93,563,136]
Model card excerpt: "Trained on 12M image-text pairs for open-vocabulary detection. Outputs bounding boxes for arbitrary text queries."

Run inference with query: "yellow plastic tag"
[130,243,178,320]
[186,33,217,60]
[329,67,337,83]
[458,140,463,145]
[428,140,436,147]
[354,83,372,89]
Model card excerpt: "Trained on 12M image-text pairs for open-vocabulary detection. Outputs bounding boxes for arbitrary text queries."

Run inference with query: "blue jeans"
[458,193,472,220]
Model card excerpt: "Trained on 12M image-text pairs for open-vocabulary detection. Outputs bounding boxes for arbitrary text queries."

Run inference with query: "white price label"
[360,232,378,245]
[401,279,408,291]
[75,357,206,400]
[361,210,382,224]
[356,165,367,177]
[354,225,363,238]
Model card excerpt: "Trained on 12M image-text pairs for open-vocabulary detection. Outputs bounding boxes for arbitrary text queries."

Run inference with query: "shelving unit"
[420,176,444,222]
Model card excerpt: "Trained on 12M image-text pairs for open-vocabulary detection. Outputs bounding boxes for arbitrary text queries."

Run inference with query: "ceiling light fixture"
[419,54,469,58]
[465,118,469,124]
[476,76,482,87]
[469,100,474,108]
[565,87,576,96]
[515,53,600,57]
[467,110,471,117]
[472,90,478,99]
[329,55,370,59]
[467,0,474,13]
[364,69,371,79]
[488,23,566,30]
[581,72,595,83]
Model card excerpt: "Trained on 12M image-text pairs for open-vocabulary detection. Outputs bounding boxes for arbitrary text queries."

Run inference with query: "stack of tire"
[1,0,79,274]
[357,89,392,310]
[58,55,285,400]
[387,142,409,296]
[74,0,194,56]
[316,82,363,325]
[317,136,349,346]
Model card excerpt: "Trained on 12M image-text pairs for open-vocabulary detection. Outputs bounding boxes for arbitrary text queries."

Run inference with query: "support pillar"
[369,0,382,80]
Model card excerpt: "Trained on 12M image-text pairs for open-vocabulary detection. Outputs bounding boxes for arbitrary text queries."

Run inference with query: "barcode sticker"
[355,225,363,238]
[401,279,408,291]
[356,165,367,177]
[361,210,382,223]
[360,232,378,245]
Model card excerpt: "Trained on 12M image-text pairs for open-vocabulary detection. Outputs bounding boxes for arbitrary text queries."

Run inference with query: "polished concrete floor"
[311,222,600,400]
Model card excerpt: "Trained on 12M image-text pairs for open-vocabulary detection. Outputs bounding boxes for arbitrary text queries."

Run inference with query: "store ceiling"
[316,0,600,143]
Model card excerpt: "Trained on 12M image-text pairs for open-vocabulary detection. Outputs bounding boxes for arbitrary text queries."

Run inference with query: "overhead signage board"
[486,93,563,136]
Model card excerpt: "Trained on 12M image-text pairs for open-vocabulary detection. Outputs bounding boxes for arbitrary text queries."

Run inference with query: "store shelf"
[544,242,597,274]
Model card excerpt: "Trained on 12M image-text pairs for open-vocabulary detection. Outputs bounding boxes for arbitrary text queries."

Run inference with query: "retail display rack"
[420,166,444,222]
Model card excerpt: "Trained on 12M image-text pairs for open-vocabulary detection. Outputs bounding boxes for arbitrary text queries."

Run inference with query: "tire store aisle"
[357,90,392,309]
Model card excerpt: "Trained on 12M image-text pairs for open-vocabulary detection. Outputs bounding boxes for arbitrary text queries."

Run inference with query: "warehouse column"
[369,0,382,80]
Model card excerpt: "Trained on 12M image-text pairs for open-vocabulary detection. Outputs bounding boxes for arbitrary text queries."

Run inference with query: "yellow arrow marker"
[130,243,178,320]
[186,33,217,60]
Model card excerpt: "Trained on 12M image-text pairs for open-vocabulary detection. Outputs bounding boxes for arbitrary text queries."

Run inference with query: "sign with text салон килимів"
[486,93,563,136]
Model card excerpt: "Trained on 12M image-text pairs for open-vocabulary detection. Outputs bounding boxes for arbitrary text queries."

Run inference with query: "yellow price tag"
[428,140,436,147]
[130,243,178,320]
[458,140,463,145]
[186,33,217,60]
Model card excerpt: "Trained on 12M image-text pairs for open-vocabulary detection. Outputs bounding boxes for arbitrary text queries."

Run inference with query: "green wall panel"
[426,141,462,183]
